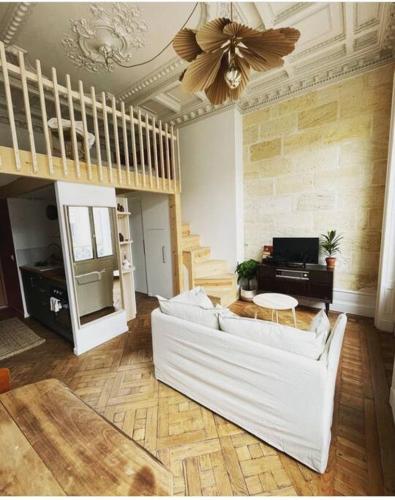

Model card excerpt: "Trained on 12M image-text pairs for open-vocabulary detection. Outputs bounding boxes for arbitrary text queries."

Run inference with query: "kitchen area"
[6,185,73,343]
[1,181,132,356]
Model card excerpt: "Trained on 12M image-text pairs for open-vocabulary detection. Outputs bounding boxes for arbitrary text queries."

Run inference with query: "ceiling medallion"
[173,15,300,105]
[62,3,148,72]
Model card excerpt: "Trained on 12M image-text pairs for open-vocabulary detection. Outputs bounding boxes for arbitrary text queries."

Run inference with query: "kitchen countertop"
[20,265,67,286]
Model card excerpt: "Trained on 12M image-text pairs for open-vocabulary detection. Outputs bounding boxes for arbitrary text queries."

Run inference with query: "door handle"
[162,246,166,264]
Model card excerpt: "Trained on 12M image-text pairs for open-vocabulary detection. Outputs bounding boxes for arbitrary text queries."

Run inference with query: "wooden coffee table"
[253,292,298,327]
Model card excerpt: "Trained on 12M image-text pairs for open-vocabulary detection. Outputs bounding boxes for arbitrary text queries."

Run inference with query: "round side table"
[253,293,298,327]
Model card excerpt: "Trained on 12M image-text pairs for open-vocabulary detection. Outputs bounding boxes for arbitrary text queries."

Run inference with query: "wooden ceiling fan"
[173,6,300,105]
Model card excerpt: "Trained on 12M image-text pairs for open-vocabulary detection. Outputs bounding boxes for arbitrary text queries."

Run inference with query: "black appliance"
[272,237,319,266]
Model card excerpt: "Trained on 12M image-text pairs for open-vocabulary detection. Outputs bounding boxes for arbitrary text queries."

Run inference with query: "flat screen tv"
[272,237,319,265]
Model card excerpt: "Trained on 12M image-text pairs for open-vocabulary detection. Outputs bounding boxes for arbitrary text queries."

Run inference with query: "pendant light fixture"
[173,3,300,105]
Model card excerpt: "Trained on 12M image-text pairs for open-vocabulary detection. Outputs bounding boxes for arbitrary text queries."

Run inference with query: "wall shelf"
[116,196,136,321]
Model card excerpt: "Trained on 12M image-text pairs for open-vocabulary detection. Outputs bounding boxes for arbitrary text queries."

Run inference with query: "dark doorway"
[0,199,23,315]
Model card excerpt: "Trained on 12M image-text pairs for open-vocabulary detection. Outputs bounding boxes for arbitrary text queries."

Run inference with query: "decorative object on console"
[172,4,300,105]
[320,230,343,270]
[122,255,131,271]
[119,232,124,242]
[236,259,258,301]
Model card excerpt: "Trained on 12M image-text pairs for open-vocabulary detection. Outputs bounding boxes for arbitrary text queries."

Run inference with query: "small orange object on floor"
[0,368,10,393]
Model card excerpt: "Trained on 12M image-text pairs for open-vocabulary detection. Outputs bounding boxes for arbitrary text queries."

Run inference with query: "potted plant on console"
[320,230,343,270]
[236,259,258,301]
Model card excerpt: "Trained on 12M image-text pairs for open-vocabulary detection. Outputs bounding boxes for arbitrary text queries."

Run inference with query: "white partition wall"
[55,181,128,355]
[375,72,395,421]
[179,106,244,268]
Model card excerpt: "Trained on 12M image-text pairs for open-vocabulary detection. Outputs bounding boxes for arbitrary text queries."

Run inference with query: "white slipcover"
[151,308,347,473]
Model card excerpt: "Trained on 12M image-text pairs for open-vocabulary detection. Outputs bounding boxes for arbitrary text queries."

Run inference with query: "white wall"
[179,106,244,268]
[55,181,128,355]
[375,74,395,421]
[7,195,61,316]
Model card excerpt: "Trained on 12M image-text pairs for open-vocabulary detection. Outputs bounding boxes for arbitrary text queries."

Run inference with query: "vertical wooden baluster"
[177,128,182,192]
[36,59,53,175]
[145,113,153,188]
[170,124,176,193]
[112,96,122,184]
[79,80,91,180]
[102,92,112,183]
[130,106,139,187]
[158,120,165,191]
[0,42,20,170]
[65,74,80,178]
[52,67,67,175]
[152,116,159,189]
[91,86,103,182]
[121,102,130,185]
[138,109,146,186]
[165,123,171,192]
[18,50,37,173]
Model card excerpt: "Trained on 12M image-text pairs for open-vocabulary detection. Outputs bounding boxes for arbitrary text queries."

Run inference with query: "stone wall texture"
[243,65,393,292]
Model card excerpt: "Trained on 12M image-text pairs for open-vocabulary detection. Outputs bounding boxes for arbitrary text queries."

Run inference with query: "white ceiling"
[0,2,393,125]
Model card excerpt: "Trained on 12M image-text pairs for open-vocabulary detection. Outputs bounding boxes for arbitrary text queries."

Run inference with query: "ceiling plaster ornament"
[61,3,148,72]
[173,16,300,105]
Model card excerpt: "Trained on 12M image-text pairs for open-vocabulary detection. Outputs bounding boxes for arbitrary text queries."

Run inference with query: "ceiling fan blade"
[246,28,300,58]
[279,27,301,45]
[182,50,224,93]
[173,28,202,62]
[205,55,230,105]
[223,22,261,39]
[238,47,284,71]
[196,18,231,52]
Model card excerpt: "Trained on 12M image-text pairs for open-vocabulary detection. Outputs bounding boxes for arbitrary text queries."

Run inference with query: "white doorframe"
[374,70,395,422]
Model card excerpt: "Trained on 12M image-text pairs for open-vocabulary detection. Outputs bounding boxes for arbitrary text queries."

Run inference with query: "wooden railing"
[0,41,180,193]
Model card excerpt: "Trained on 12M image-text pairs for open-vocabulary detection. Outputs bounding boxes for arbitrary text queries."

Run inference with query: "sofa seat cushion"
[219,315,328,359]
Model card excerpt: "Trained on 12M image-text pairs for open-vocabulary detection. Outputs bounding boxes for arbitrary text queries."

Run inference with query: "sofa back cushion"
[219,315,328,360]
[157,287,224,330]
[158,300,221,329]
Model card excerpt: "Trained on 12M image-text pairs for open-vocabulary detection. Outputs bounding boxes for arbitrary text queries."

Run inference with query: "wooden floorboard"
[1,295,394,496]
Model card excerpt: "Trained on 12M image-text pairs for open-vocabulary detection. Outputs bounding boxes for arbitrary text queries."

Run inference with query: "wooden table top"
[0,378,173,496]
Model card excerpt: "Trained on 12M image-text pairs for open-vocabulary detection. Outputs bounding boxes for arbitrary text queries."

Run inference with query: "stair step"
[189,246,211,263]
[208,288,239,307]
[182,234,200,250]
[182,223,190,238]
[195,273,236,288]
[195,259,229,278]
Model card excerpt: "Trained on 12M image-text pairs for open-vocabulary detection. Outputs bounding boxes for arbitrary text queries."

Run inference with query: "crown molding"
[168,48,393,127]
[0,2,33,45]
[116,56,186,104]
[239,50,393,115]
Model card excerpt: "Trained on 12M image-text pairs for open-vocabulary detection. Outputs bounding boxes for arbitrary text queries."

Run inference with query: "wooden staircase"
[182,223,238,307]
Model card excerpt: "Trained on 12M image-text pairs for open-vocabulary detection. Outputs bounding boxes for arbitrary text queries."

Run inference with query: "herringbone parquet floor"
[1,294,394,496]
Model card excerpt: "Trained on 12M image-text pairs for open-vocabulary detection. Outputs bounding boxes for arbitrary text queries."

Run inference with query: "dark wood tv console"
[257,261,334,313]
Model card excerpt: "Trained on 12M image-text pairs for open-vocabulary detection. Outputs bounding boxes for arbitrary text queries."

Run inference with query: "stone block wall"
[243,65,393,291]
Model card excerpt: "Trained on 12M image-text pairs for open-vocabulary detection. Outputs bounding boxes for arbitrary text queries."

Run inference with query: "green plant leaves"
[320,229,343,257]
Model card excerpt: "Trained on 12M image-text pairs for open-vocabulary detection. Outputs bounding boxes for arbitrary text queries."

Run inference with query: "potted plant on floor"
[236,259,258,301]
[320,230,343,270]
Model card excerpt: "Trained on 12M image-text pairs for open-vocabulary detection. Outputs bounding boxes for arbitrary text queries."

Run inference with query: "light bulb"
[224,61,241,90]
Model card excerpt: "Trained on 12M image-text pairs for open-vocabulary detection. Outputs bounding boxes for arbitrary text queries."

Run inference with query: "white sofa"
[151,307,347,473]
